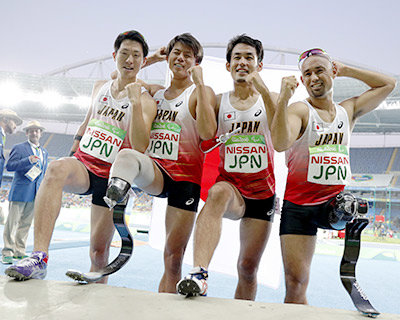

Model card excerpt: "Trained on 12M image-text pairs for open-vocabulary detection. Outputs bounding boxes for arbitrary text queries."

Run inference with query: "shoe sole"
[5,267,46,281]
[5,268,31,281]
[177,279,203,297]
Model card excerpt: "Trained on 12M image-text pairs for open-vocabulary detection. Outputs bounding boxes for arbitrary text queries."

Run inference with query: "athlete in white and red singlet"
[74,80,147,178]
[5,30,157,283]
[177,35,279,300]
[106,33,217,293]
[270,48,396,305]
[215,92,275,200]
[147,84,204,185]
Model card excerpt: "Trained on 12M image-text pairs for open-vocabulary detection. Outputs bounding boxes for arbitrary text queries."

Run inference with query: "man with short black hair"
[105,33,217,293]
[5,30,157,281]
[177,34,280,300]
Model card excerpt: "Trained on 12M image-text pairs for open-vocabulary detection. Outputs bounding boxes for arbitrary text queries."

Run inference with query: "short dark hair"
[226,34,264,64]
[166,33,204,64]
[114,30,149,57]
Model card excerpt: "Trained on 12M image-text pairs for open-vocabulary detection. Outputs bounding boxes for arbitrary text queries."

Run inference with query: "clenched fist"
[188,65,204,86]
[246,71,267,93]
[125,82,142,102]
[280,76,298,100]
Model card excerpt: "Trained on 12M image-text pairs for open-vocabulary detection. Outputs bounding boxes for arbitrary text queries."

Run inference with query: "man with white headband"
[270,48,396,304]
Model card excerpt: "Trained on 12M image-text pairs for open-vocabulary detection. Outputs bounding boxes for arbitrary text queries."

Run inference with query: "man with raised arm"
[104,33,217,293]
[176,34,279,300]
[5,30,157,282]
[270,48,396,304]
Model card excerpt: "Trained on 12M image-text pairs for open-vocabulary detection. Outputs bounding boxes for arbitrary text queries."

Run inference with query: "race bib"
[25,164,42,182]
[146,122,181,160]
[224,134,268,173]
[307,144,351,185]
[80,119,126,163]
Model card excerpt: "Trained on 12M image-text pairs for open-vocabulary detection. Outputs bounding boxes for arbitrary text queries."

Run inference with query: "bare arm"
[127,84,157,152]
[246,71,278,128]
[270,77,304,152]
[189,66,218,140]
[69,80,107,155]
[136,79,164,97]
[142,46,167,68]
[335,62,396,126]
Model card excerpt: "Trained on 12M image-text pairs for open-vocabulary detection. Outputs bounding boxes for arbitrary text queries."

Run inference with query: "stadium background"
[1,45,399,239]
[0,44,399,315]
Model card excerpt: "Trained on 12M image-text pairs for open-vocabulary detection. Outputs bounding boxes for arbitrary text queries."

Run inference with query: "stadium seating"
[350,147,394,174]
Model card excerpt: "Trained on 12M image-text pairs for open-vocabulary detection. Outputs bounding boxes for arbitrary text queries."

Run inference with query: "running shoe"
[177,266,208,296]
[5,251,48,281]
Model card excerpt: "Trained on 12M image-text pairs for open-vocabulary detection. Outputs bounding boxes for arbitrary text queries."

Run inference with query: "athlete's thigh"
[213,181,245,220]
[139,161,165,196]
[280,234,316,278]
[56,157,91,194]
[238,218,272,262]
[90,204,115,249]
[164,205,196,251]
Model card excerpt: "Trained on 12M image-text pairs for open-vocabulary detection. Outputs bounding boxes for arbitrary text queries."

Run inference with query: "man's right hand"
[125,82,142,103]
[29,155,39,164]
[280,76,298,101]
[142,46,167,68]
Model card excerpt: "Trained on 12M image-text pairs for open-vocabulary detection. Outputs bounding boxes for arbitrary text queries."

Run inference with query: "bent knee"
[117,149,143,164]
[44,159,73,182]
[207,182,234,203]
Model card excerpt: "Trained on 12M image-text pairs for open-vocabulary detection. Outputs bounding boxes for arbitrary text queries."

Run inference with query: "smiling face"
[226,43,262,83]
[167,42,197,79]
[301,55,335,99]
[26,128,42,145]
[113,39,145,80]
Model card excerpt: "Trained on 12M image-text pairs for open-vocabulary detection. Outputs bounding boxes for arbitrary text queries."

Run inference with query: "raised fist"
[188,65,204,86]
[280,76,298,99]
[246,71,267,93]
[125,82,142,102]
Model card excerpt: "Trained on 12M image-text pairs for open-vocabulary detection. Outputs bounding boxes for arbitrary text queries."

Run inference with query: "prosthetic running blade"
[340,218,380,318]
[66,203,133,283]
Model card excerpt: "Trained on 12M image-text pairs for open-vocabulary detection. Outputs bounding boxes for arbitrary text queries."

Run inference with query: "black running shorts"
[279,200,333,236]
[155,167,201,212]
[79,169,109,208]
[242,194,276,222]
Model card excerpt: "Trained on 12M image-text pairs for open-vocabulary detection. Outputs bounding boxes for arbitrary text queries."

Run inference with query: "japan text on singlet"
[145,84,204,185]
[284,100,351,205]
[74,80,142,178]
[216,92,275,199]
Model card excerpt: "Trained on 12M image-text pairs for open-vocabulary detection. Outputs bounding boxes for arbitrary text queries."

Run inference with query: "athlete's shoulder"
[288,100,309,113]
[93,80,108,90]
